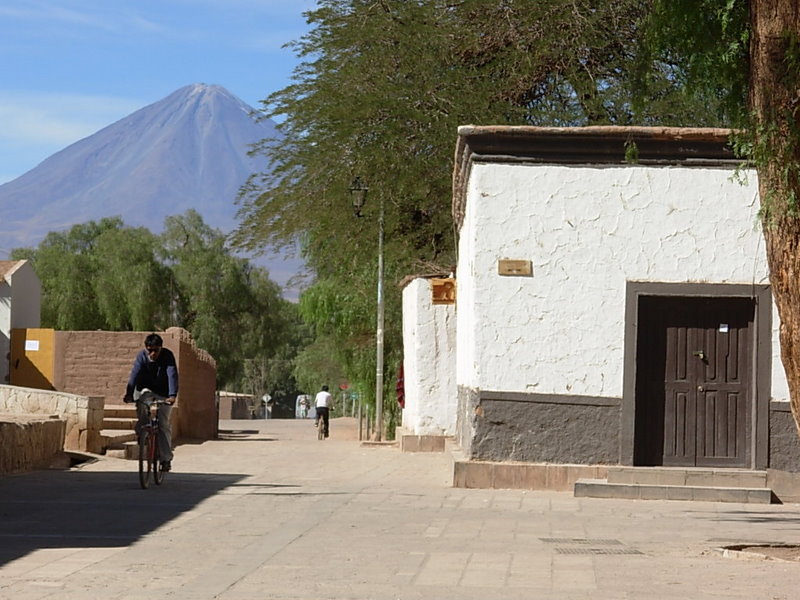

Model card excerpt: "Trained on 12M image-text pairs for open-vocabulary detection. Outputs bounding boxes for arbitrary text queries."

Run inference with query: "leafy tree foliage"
[12,212,302,395]
[642,1,800,437]
[12,218,170,331]
[235,0,729,436]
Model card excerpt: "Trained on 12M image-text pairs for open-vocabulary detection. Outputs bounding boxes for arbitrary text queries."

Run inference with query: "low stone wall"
[0,384,104,453]
[0,414,66,474]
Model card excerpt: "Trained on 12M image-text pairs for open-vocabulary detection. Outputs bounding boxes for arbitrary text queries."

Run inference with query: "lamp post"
[350,177,384,441]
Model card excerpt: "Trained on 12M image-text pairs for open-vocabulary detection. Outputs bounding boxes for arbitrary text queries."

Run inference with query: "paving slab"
[2,417,800,599]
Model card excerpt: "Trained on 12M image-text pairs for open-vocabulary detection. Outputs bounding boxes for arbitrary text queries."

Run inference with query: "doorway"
[634,295,757,468]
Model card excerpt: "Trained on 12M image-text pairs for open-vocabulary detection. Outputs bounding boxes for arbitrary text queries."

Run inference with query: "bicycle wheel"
[138,430,152,489]
[317,419,324,440]
[153,430,165,485]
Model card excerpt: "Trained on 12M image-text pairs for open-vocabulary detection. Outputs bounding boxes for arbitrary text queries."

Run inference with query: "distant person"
[298,395,309,419]
[314,385,333,438]
[123,333,178,472]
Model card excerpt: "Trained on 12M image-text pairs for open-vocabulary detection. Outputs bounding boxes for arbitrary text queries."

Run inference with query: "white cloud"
[0,91,141,146]
[0,1,117,31]
[0,91,144,182]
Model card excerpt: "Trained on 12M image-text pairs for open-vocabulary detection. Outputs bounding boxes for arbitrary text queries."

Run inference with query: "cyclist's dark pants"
[316,407,330,436]
[135,390,174,461]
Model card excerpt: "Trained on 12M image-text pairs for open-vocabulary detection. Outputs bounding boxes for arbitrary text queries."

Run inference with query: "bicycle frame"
[138,399,169,489]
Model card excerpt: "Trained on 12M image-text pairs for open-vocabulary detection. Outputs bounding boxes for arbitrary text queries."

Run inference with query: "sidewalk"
[1,417,800,599]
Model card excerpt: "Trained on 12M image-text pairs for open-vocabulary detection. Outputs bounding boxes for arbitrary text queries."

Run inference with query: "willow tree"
[11,218,171,331]
[643,0,800,434]
[236,0,732,433]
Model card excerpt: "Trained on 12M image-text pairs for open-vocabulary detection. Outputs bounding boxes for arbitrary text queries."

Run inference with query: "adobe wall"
[218,392,256,419]
[53,327,217,442]
[166,327,218,440]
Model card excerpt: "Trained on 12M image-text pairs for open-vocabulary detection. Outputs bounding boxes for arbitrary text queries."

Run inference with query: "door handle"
[697,385,705,392]
[693,350,706,361]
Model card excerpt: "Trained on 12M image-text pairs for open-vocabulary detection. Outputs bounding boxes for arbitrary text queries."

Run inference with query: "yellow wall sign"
[431,278,456,305]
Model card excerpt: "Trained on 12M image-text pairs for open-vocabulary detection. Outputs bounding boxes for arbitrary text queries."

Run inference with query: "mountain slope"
[0,83,301,293]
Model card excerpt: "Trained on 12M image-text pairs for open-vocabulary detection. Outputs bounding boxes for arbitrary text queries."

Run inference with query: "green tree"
[12,218,170,330]
[235,0,726,436]
[642,1,800,435]
[161,209,297,387]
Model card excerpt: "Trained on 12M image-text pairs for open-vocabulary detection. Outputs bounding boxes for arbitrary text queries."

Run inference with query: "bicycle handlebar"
[136,398,174,406]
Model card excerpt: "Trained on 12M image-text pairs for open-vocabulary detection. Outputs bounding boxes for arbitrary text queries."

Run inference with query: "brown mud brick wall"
[53,327,216,442]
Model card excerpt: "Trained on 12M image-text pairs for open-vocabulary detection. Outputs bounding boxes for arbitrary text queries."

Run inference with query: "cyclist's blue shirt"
[126,348,179,398]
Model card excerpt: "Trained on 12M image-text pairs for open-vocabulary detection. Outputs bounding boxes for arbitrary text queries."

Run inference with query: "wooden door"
[635,297,753,467]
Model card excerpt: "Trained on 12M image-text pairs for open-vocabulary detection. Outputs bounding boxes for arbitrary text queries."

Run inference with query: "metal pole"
[357,399,363,441]
[375,196,385,441]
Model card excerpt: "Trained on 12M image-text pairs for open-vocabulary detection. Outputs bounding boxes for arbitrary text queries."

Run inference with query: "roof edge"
[452,126,741,231]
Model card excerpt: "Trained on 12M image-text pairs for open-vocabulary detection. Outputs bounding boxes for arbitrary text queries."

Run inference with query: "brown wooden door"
[635,297,753,467]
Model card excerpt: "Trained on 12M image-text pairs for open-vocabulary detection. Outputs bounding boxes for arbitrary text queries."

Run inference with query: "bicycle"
[137,398,171,489]
[315,406,331,440]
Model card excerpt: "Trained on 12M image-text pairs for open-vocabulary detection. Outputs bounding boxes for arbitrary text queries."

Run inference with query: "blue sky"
[0,0,316,184]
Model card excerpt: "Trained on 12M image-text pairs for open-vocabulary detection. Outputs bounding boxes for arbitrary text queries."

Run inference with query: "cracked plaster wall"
[456,163,787,402]
[402,278,457,435]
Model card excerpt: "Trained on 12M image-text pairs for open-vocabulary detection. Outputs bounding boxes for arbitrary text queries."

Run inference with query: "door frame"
[621,282,772,469]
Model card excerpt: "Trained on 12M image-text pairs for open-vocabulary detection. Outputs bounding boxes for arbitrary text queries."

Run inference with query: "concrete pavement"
[2,417,800,599]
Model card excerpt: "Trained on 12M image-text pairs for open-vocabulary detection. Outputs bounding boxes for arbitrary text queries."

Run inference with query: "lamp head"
[349,177,369,217]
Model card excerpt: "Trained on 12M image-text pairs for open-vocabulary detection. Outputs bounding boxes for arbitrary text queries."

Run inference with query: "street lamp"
[350,176,384,441]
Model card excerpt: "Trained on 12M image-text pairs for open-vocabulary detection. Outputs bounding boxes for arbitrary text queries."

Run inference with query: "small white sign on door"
[25,340,40,351]
[719,323,729,333]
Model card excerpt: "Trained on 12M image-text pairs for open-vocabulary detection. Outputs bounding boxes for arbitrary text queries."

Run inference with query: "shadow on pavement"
[0,467,246,567]
[689,509,800,527]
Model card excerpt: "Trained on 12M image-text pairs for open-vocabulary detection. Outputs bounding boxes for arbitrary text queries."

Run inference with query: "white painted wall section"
[0,261,41,385]
[402,278,457,435]
[457,163,788,401]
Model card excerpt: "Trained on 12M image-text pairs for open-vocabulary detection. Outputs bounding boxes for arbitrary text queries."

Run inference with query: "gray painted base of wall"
[769,401,800,472]
[459,387,620,464]
[460,389,800,473]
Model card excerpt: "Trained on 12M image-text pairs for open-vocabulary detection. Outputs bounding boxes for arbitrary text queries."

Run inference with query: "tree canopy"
[235,0,733,436]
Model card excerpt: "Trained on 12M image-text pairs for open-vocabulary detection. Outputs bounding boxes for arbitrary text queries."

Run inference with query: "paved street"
[2,418,800,599]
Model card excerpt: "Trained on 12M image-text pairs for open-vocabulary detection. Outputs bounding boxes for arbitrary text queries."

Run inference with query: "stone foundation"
[453,459,609,491]
[0,414,66,474]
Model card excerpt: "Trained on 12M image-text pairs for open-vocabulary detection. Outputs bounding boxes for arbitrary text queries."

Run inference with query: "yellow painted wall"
[10,328,55,390]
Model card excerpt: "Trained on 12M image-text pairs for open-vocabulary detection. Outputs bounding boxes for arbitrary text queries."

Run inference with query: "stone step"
[102,417,137,430]
[101,429,137,449]
[607,466,767,489]
[106,441,139,460]
[104,406,137,419]
[574,478,773,504]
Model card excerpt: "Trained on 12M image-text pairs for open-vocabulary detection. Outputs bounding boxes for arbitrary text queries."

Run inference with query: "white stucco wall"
[0,262,41,385]
[9,262,41,330]
[457,163,789,401]
[402,278,457,435]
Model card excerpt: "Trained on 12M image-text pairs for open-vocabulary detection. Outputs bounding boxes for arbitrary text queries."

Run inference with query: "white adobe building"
[403,126,800,496]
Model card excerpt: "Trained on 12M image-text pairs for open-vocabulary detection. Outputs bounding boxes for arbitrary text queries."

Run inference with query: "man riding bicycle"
[123,333,179,472]
[314,385,333,438]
